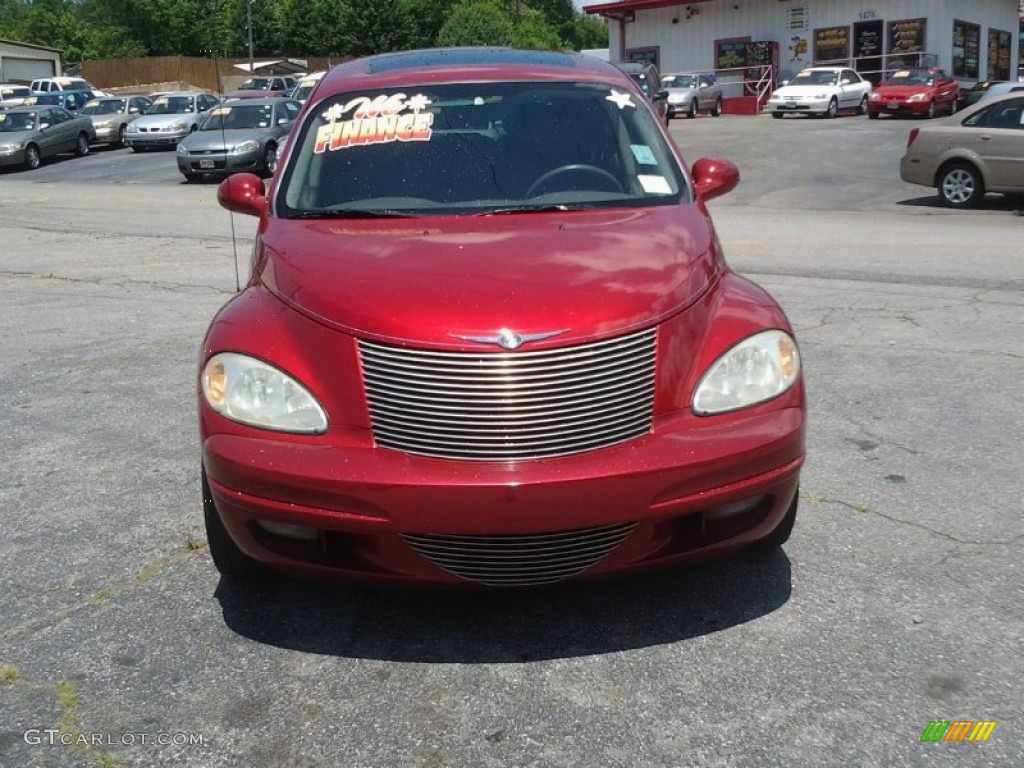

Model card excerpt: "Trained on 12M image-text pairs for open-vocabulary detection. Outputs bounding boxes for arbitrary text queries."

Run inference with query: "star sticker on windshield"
[606,90,635,110]
[407,93,432,114]
[323,103,345,122]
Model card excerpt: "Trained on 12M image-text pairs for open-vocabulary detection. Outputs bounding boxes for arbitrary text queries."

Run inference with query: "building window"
[887,18,927,67]
[714,37,751,72]
[814,26,850,64]
[625,47,659,69]
[987,29,1012,80]
[952,20,981,79]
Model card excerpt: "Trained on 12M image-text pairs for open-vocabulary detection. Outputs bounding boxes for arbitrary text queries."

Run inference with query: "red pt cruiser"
[200,48,806,587]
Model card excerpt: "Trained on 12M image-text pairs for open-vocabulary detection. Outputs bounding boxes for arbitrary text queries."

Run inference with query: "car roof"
[220,96,294,106]
[799,66,846,72]
[153,91,211,98]
[2,105,49,113]
[319,47,625,94]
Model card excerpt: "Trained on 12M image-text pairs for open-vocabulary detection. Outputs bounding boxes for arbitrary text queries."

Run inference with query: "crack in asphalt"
[0,542,207,644]
[0,219,247,245]
[0,270,235,295]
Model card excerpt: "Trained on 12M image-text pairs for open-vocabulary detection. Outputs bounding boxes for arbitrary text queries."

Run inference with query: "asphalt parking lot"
[1,111,1021,767]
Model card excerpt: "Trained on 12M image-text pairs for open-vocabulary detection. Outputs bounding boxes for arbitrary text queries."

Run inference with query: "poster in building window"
[888,18,926,58]
[715,38,750,70]
[987,29,1011,80]
[814,26,849,63]
[952,20,980,78]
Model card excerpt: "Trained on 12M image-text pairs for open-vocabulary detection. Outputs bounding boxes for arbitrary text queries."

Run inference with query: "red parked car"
[200,48,806,587]
[867,67,960,119]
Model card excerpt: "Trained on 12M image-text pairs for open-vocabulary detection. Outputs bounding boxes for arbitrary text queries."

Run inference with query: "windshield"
[82,99,126,115]
[628,74,652,95]
[0,112,36,132]
[145,96,195,114]
[885,70,932,86]
[292,82,317,101]
[663,75,695,88]
[240,78,273,90]
[791,70,839,86]
[201,104,274,130]
[277,81,686,218]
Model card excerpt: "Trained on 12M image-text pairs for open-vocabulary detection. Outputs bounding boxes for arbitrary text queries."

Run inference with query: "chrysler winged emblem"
[450,328,567,350]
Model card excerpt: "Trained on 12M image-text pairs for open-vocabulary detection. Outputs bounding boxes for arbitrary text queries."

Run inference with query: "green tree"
[437,0,514,47]
[337,0,420,57]
[560,13,608,50]
[511,7,562,50]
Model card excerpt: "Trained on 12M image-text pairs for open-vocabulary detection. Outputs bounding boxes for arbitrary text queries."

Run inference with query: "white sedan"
[766,66,872,119]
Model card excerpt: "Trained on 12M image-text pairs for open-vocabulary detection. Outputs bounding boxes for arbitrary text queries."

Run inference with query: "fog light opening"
[706,496,767,522]
[257,520,320,541]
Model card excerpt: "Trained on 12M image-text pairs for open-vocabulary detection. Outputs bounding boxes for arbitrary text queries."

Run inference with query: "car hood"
[773,84,837,97]
[875,85,930,97]
[129,113,194,129]
[0,129,39,143]
[182,128,270,151]
[257,205,718,347]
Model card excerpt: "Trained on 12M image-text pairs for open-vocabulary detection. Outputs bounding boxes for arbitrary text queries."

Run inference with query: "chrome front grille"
[402,523,637,586]
[359,329,656,461]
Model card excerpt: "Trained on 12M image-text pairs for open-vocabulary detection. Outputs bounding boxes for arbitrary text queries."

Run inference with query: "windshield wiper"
[477,204,593,216]
[288,208,417,219]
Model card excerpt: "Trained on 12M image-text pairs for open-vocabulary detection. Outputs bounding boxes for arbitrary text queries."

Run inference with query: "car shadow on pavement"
[897,194,1024,212]
[214,549,792,662]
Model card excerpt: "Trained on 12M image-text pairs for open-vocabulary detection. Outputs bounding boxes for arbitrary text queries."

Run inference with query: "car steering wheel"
[525,164,625,197]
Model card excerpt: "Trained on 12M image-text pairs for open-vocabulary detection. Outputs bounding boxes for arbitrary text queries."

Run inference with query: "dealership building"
[0,39,62,84]
[584,0,1022,92]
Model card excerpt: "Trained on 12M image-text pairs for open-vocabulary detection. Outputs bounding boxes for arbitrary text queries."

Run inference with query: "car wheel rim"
[266,149,277,173]
[78,137,89,155]
[27,148,39,168]
[943,170,974,204]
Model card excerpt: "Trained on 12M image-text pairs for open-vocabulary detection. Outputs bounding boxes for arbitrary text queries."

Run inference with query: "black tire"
[925,101,936,119]
[74,132,90,157]
[202,469,268,581]
[711,98,722,117]
[183,172,203,183]
[937,161,984,209]
[131,145,144,153]
[750,491,798,551]
[857,95,868,115]
[867,110,879,120]
[825,98,838,118]
[24,143,41,170]
[262,143,277,177]
[687,100,698,119]
[771,112,783,119]
[118,124,127,147]
[948,99,958,116]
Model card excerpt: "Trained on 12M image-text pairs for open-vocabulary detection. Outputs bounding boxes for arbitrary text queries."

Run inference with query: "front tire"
[711,98,723,117]
[949,99,958,116]
[771,112,783,119]
[262,144,278,177]
[118,124,127,147]
[937,162,984,209]
[925,101,936,119]
[75,132,90,157]
[687,100,698,119]
[750,492,798,551]
[202,469,268,581]
[24,143,41,170]
[868,110,879,120]
[857,95,868,115]
[825,98,838,118]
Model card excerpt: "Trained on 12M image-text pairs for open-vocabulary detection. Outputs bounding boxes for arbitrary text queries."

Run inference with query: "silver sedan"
[0,106,96,170]
[81,96,153,146]
[176,97,300,181]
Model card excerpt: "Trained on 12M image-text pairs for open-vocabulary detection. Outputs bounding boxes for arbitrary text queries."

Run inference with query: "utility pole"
[247,0,254,74]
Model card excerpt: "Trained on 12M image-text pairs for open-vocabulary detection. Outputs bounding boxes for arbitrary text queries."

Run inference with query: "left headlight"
[0,142,24,152]
[692,330,800,415]
[166,121,187,132]
[201,352,328,433]
[907,93,927,102]
[230,139,261,154]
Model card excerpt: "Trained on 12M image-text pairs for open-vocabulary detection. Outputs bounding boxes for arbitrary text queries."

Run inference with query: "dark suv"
[614,62,668,123]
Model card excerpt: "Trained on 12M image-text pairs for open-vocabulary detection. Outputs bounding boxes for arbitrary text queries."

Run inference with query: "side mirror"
[39,122,50,130]
[654,89,668,101]
[691,157,739,202]
[218,173,268,217]
[780,80,789,87]
[841,79,852,85]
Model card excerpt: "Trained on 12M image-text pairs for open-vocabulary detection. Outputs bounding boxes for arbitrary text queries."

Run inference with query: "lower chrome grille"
[402,523,636,586]
[359,329,656,461]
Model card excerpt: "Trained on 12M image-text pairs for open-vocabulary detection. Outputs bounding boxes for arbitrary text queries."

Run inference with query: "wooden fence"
[82,56,340,95]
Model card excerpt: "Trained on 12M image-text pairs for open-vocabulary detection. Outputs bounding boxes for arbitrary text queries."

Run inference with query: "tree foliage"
[0,0,607,62]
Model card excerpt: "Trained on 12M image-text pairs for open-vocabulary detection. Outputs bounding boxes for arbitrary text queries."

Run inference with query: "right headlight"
[201,352,328,433]
[692,330,800,415]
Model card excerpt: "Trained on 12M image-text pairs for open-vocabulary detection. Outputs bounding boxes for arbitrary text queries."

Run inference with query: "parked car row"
[0,106,95,170]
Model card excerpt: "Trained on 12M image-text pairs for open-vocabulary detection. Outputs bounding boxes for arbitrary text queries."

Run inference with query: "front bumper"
[92,123,122,143]
[868,100,928,116]
[767,98,830,114]
[177,149,262,176]
[0,146,26,167]
[203,405,805,585]
[125,129,189,147]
